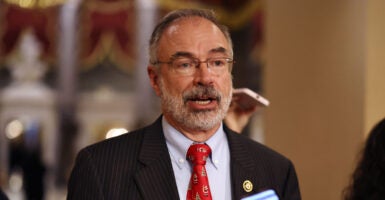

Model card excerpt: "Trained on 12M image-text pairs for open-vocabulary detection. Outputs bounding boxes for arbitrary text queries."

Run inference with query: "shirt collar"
[162,116,228,170]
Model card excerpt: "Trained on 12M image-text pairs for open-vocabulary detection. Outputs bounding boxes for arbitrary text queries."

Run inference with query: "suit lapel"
[134,117,180,200]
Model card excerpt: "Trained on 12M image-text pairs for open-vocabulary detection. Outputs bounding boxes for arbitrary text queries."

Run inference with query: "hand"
[224,95,259,133]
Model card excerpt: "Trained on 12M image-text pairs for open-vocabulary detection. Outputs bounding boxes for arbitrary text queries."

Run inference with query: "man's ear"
[147,65,161,96]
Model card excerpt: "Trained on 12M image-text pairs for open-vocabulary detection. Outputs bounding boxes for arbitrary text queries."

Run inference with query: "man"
[67,9,301,200]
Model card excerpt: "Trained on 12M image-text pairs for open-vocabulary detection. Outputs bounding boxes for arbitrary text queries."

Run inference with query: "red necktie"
[186,143,212,200]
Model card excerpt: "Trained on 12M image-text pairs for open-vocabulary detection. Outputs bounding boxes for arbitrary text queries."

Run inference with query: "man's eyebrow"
[209,47,228,54]
[170,47,229,59]
[170,52,194,59]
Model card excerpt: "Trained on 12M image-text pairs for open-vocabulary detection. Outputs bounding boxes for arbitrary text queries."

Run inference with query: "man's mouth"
[190,98,214,105]
[186,95,219,110]
[183,86,221,108]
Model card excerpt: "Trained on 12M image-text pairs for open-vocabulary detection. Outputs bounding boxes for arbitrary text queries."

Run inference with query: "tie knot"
[187,143,211,165]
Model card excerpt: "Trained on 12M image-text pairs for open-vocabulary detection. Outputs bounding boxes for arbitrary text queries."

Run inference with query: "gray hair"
[148,8,233,65]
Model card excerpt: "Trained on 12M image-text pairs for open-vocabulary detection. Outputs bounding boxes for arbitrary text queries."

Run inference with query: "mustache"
[182,86,222,103]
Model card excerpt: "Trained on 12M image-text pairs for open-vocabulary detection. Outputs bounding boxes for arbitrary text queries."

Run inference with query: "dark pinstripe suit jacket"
[67,116,301,200]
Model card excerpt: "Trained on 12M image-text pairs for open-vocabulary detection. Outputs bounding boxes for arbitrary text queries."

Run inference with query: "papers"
[241,189,279,200]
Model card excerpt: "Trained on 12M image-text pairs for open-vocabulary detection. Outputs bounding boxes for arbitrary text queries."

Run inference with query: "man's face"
[148,17,233,133]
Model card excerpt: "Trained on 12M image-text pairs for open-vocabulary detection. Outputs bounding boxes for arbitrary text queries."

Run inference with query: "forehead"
[157,17,231,58]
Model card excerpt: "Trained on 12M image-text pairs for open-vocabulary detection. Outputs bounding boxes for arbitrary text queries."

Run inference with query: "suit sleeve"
[282,160,301,200]
[67,149,105,200]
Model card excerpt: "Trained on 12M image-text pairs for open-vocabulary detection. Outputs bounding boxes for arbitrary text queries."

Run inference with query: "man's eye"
[180,63,192,68]
[175,59,194,68]
[211,59,226,67]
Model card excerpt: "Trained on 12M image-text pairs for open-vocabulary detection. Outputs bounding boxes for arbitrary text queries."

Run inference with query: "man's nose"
[193,62,214,86]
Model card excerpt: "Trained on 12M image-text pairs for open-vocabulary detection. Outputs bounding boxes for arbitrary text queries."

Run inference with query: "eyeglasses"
[153,57,234,76]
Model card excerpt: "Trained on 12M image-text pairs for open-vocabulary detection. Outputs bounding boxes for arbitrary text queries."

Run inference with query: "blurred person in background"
[344,117,385,200]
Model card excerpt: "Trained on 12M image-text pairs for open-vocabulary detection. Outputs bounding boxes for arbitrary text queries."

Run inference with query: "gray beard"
[159,78,232,131]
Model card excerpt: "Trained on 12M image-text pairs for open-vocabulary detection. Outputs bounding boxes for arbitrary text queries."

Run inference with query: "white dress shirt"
[162,117,232,200]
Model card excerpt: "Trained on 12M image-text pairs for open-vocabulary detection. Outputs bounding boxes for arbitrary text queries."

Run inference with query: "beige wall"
[261,1,385,199]
[365,0,385,134]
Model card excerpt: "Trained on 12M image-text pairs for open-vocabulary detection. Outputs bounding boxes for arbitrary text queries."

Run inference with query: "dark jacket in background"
[0,188,8,200]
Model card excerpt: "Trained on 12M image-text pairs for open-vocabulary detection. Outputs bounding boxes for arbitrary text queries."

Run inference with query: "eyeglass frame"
[151,56,235,76]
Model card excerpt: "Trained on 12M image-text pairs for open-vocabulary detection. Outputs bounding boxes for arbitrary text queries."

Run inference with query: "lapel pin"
[243,180,253,192]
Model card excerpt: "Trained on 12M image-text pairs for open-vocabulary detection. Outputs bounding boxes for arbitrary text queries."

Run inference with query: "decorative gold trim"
[4,0,67,9]
[79,32,135,74]
[0,3,58,66]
